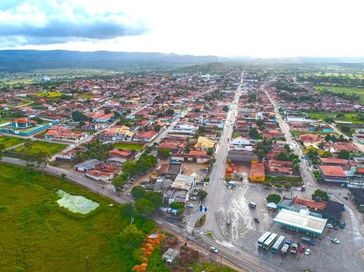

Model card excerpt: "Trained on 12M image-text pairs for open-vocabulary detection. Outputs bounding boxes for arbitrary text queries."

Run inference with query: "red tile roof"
[319,165,346,177]
[293,197,327,210]
[320,158,348,165]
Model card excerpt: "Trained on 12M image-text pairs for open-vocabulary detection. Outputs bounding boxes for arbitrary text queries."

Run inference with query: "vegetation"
[191,262,237,272]
[0,163,157,272]
[113,142,144,151]
[195,214,206,228]
[76,139,112,161]
[72,110,91,122]
[255,138,273,159]
[266,193,281,204]
[198,189,208,200]
[314,85,364,104]
[158,148,171,159]
[313,189,329,201]
[338,150,351,159]
[307,111,364,124]
[248,127,261,139]
[14,140,66,156]
[0,136,26,148]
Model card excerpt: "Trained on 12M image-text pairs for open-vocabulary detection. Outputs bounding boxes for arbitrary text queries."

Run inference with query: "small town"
[1,1,364,272]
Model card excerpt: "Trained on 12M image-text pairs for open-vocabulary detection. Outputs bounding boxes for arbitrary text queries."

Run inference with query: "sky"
[1,0,364,58]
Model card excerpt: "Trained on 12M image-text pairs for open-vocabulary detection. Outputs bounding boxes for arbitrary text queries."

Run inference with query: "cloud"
[0,0,148,46]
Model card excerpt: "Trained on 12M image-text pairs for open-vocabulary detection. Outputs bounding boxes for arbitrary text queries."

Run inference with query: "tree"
[154,124,161,132]
[324,117,334,124]
[144,192,163,208]
[266,193,281,204]
[72,111,90,122]
[135,198,155,216]
[207,147,214,156]
[131,186,146,199]
[222,105,229,112]
[276,152,289,161]
[118,225,145,251]
[33,150,50,174]
[158,148,170,159]
[120,203,136,222]
[338,150,350,159]
[256,119,265,130]
[104,108,111,114]
[249,127,261,139]
[112,172,128,187]
[198,189,208,200]
[313,189,329,201]
[166,109,175,116]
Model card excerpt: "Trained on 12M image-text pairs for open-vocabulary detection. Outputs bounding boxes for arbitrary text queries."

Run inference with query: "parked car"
[326,223,333,229]
[331,238,340,244]
[248,202,257,208]
[254,218,260,224]
[290,243,298,254]
[304,248,311,255]
[186,203,194,208]
[299,245,305,253]
[209,246,218,253]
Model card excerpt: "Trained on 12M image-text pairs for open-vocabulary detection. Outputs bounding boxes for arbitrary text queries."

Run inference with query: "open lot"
[307,111,364,124]
[0,163,157,272]
[112,142,144,151]
[14,141,67,155]
[0,135,26,148]
[314,85,364,104]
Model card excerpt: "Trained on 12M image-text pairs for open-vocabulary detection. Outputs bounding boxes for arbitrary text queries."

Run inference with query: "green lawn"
[307,111,364,124]
[14,141,67,155]
[0,136,26,148]
[314,85,364,104]
[0,163,155,272]
[113,142,144,151]
[191,262,237,272]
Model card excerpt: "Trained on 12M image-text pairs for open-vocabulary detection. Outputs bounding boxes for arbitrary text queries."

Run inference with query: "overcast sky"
[1,0,363,57]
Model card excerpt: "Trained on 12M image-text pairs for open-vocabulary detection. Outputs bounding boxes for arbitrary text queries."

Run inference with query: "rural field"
[307,111,364,124]
[314,85,364,104]
[0,163,157,272]
[14,141,67,155]
[0,136,26,148]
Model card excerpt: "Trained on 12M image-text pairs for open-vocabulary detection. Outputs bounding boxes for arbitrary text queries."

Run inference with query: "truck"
[301,236,316,246]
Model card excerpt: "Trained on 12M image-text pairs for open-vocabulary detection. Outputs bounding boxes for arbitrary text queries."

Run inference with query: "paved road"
[263,87,317,188]
[202,75,243,238]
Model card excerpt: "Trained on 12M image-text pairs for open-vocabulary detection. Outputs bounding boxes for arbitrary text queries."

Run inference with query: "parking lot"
[204,179,364,272]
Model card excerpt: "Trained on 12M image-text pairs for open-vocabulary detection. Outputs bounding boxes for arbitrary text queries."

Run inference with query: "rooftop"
[273,209,327,234]
[319,165,346,177]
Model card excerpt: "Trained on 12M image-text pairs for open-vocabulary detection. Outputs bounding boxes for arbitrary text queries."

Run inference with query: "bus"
[257,231,271,247]
[262,233,278,250]
[272,235,286,254]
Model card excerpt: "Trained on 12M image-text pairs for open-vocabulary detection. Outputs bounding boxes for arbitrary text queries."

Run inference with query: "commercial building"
[319,165,348,184]
[273,209,327,237]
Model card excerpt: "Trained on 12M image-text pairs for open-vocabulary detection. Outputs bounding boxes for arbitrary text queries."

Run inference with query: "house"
[170,124,197,135]
[45,126,88,143]
[162,248,179,264]
[227,149,255,163]
[110,148,132,159]
[299,133,321,143]
[103,125,134,141]
[249,161,265,182]
[74,159,101,172]
[319,165,348,184]
[133,130,157,142]
[268,160,294,176]
[85,162,119,182]
[171,150,209,163]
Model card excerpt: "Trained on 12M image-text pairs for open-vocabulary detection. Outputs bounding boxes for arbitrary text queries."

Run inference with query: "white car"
[331,238,340,244]
[326,223,334,229]
[304,248,311,255]
[209,246,218,253]
[186,203,194,208]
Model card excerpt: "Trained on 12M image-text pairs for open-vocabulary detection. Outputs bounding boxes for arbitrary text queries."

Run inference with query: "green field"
[0,136,26,148]
[113,142,144,151]
[35,91,63,98]
[307,111,364,124]
[14,141,67,155]
[0,163,157,272]
[314,85,364,103]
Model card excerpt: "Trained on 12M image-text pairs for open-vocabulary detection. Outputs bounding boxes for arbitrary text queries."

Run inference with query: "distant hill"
[0,50,226,72]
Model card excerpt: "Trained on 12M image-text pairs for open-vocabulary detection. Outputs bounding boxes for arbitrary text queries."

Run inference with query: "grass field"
[314,85,364,103]
[0,136,26,148]
[113,142,144,151]
[35,91,63,98]
[307,111,364,124]
[14,141,67,155]
[0,163,156,272]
